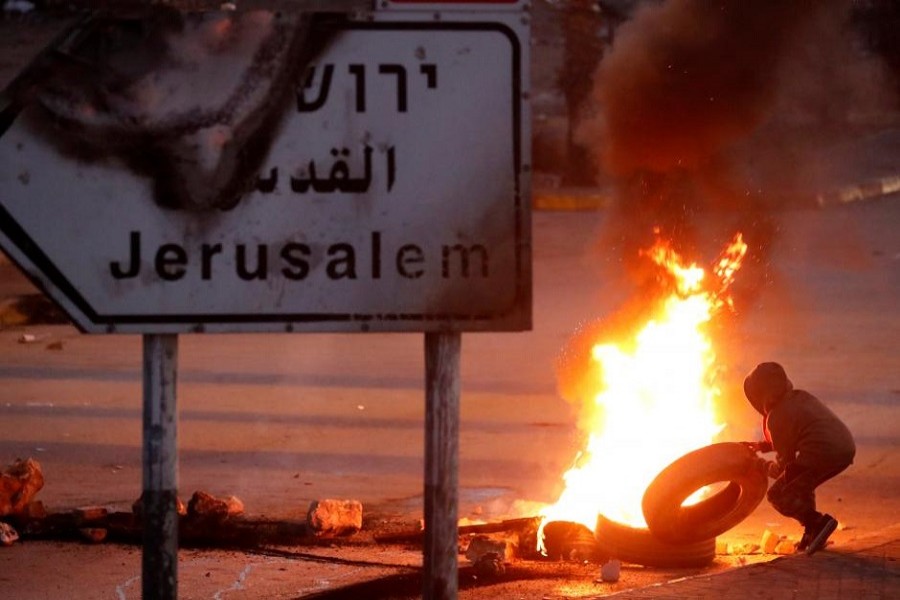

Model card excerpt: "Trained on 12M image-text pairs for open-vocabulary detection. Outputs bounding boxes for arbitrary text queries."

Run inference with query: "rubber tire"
[594,516,716,568]
[642,442,769,544]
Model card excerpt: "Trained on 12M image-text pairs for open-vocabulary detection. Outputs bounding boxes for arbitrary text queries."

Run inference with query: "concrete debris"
[188,491,244,521]
[73,506,108,524]
[719,540,762,556]
[0,458,44,517]
[465,534,518,563]
[0,521,19,546]
[132,494,187,517]
[736,543,761,555]
[760,529,779,554]
[223,495,244,518]
[759,529,798,554]
[774,539,797,555]
[78,527,108,544]
[600,558,621,582]
[306,499,363,536]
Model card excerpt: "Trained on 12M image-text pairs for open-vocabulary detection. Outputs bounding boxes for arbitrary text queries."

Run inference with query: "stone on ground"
[306,499,362,536]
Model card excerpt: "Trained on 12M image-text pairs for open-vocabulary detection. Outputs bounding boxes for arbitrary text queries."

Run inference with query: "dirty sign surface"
[0,16,530,333]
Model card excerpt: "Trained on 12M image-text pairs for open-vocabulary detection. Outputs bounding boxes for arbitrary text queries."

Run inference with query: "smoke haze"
[578,0,896,260]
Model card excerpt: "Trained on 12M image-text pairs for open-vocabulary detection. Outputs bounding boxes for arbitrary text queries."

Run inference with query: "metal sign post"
[424,332,461,599]
[141,334,179,600]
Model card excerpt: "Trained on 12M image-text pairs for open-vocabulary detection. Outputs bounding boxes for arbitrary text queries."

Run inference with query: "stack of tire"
[594,442,769,568]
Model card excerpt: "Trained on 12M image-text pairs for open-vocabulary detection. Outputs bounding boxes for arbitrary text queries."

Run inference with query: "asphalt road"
[1,198,899,598]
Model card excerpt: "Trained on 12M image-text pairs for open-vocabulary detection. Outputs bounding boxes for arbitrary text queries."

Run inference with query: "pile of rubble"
[717,529,807,557]
[451,518,818,585]
[1,457,364,548]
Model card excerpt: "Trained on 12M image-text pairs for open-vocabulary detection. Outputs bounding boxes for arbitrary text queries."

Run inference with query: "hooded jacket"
[744,362,855,469]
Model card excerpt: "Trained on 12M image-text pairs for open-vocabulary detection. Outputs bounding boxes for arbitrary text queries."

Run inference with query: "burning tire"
[642,442,769,544]
[594,516,715,568]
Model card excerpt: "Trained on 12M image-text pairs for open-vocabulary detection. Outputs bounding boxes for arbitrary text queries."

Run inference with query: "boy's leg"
[805,513,839,555]
[766,464,819,525]
[767,462,850,554]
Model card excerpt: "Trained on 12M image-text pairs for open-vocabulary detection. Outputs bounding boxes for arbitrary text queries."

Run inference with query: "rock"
[600,558,621,582]
[73,506,108,524]
[760,529,779,554]
[715,539,729,555]
[0,522,19,546]
[78,527,108,544]
[735,543,760,555]
[306,499,362,536]
[465,534,517,563]
[0,458,44,517]
[188,491,243,521]
[774,539,796,555]
[223,495,244,518]
[133,493,187,517]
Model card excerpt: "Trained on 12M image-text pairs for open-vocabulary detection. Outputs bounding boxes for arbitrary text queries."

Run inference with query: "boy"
[743,362,855,555]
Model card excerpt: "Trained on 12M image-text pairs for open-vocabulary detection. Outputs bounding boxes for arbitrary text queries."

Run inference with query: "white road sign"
[0,11,531,333]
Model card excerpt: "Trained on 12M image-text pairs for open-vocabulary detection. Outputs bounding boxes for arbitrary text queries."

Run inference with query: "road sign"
[0,11,531,334]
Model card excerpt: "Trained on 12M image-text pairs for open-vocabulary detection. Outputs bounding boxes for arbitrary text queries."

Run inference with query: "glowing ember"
[538,233,747,551]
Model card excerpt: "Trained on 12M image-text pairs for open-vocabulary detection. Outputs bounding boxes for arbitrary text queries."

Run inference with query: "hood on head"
[743,362,793,415]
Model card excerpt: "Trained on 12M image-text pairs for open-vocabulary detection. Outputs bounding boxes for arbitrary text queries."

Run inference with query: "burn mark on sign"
[14,7,343,212]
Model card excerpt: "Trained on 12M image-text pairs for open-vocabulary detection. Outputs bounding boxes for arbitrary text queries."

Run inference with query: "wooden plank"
[375,516,541,544]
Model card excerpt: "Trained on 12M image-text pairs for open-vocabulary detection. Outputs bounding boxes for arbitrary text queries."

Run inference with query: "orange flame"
[538,233,747,550]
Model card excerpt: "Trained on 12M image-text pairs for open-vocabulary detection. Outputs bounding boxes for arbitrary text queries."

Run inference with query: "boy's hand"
[741,441,774,453]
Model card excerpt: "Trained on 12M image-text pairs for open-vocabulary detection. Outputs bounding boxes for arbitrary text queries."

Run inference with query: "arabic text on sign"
[255,145,396,195]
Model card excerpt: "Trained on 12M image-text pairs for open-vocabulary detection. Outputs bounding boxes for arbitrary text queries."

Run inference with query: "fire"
[539,233,748,548]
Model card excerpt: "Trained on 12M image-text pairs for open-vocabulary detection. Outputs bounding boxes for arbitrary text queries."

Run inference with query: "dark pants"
[766,462,851,528]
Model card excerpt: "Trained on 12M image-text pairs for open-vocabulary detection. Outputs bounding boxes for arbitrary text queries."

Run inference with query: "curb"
[816,175,900,207]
